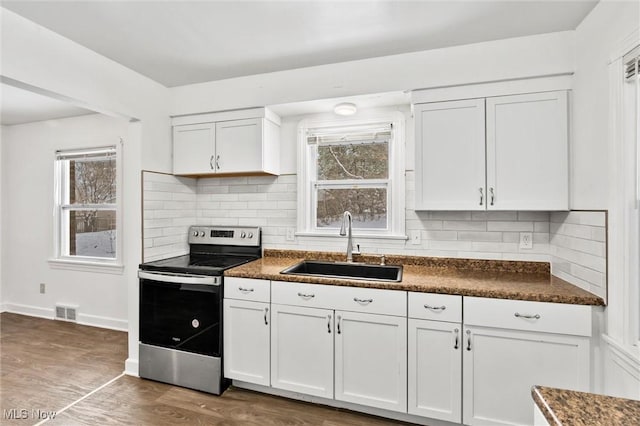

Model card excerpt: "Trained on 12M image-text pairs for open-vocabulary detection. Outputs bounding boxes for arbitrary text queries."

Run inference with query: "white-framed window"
[53,145,120,266]
[624,46,640,346]
[297,112,405,238]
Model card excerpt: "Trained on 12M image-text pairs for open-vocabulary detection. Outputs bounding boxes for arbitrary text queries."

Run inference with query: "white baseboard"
[125,358,139,377]
[0,303,9,313]
[77,313,128,332]
[3,302,128,331]
[3,303,54,319]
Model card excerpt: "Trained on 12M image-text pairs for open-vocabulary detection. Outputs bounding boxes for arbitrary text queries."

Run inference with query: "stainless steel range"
[138,225,261,394]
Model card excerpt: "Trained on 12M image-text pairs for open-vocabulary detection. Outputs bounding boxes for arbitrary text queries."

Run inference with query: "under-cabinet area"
[222,272,599,426]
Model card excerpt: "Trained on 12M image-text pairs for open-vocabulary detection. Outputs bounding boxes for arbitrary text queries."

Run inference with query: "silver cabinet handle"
[327,315,332,334]
[466,329,472,351]
[424,304,446,311]
[215,154,221,170]
[264,307,269,325]
[238,287,254,294]
[479,187,484,206]
[354,297,373,305]
[297,292,315,300]
[337,315,342,334]
[454,328,460,350]
[489,187,495,206]
[209,155,215,170]
[514,312,541,320]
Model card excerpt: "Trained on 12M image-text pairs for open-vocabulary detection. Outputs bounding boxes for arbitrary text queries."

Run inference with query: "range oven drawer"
[139,271,222,357]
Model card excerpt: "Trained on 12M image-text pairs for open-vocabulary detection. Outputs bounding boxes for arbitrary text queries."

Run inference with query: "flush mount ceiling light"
[334,102,357,116]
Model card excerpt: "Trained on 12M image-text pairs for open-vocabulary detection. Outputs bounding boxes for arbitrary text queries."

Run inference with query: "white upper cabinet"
[415,99,486,210]
[414,90,569,211]
[173,123,215,175]
[172,107,280,176]
[486,91,568,210]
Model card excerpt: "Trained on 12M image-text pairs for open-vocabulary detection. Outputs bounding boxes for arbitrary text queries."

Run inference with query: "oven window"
[140,279,221,357]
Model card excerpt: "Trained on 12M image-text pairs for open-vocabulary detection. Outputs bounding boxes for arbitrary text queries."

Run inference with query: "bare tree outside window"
[313,128,391,230]
[56,147,117,260]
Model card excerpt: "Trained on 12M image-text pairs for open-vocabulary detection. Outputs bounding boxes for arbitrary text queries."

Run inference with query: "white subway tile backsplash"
[550,211,607,301]
[142,171,606,302]
[487,221,534,232]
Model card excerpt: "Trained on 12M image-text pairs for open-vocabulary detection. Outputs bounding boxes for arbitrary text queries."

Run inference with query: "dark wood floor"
[1,313,408,425]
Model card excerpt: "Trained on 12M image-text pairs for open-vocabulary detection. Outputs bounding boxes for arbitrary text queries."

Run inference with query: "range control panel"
[188,226,261,247]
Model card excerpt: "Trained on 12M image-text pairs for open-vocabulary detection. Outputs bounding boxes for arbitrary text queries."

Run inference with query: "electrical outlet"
[40,283,46,294]
[410,230,421,245]
[519,232,533,249]
[285,227,296,241]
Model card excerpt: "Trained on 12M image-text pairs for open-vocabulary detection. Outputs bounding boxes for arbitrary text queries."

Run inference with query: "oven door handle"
[138,270,221,286]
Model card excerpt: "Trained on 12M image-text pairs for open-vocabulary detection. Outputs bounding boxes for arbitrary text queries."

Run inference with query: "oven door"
[139,271,222,357]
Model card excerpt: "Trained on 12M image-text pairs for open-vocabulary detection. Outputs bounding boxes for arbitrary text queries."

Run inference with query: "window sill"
[295,232,408,241]
[48,258,124,275]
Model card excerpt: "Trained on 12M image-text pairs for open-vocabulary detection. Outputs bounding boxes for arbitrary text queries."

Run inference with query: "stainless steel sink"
[280,260,402,282]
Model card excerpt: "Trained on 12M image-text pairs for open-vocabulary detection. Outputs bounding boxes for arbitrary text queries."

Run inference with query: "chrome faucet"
[339,211,360,262]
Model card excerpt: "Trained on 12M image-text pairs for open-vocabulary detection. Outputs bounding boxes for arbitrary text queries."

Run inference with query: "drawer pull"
[238,287,254,294]
[454,328,459,350]
[297,292,315,300]
[424,304,446,311]
[466,329,472,351]
[514,312,541,320]
[354,297,373,305]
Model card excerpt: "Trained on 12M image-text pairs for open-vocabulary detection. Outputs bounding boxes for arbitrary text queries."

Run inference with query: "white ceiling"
[0,83,94,126]
[1,1,598,88]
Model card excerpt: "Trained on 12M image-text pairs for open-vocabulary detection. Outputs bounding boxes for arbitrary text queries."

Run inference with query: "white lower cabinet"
[223,298,270,386]
[334,310,407,413]
[462,297,591,426]
[408,319,462,422]
[270,304,334,398]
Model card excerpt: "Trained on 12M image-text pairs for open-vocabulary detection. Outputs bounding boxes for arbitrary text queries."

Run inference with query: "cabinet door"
[415,99,486,210]
[223,299,270,386]
[173,123,215,175]
[215,118,263,173]
[335,311,407,412]
[462,326,589,426]
[408,319,462,422]
[486,91,568,210]
[270,304,334,398]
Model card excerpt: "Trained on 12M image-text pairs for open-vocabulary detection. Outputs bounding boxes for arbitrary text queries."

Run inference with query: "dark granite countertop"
[224,250,604,306]
[532,385,640,425]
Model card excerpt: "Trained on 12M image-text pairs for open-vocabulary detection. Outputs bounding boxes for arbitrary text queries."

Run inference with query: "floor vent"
[55,304,78,322]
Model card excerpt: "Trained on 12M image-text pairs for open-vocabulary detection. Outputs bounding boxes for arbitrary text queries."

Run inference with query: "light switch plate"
[410,230,421,245]
[286,227,296,241]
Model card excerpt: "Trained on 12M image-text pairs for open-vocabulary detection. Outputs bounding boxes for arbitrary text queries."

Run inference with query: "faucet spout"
[340,211,356,262]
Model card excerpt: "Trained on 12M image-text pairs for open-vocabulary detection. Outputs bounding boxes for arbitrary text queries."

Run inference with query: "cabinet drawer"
[271,281,334,309]
[225,277,270,302]
[464,297,592,337]
[272,281,406,316]
[408,292,461,322]
[331,286,406,317]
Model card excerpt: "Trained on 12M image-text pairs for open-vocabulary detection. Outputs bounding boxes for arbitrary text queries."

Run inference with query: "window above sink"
[296,111,406,239]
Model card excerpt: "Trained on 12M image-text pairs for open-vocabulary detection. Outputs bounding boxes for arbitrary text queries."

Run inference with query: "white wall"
[0,8,172,375]
[1,114,129,329]
[573,0,640,398]
[170,31,575,116]
[0,125,3,309]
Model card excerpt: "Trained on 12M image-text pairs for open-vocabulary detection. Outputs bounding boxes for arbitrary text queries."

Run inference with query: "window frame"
[51,144,123,270]
[297,112,406,239]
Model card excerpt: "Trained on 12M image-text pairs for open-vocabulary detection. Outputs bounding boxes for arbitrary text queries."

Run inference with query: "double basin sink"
[280,260,403,282]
